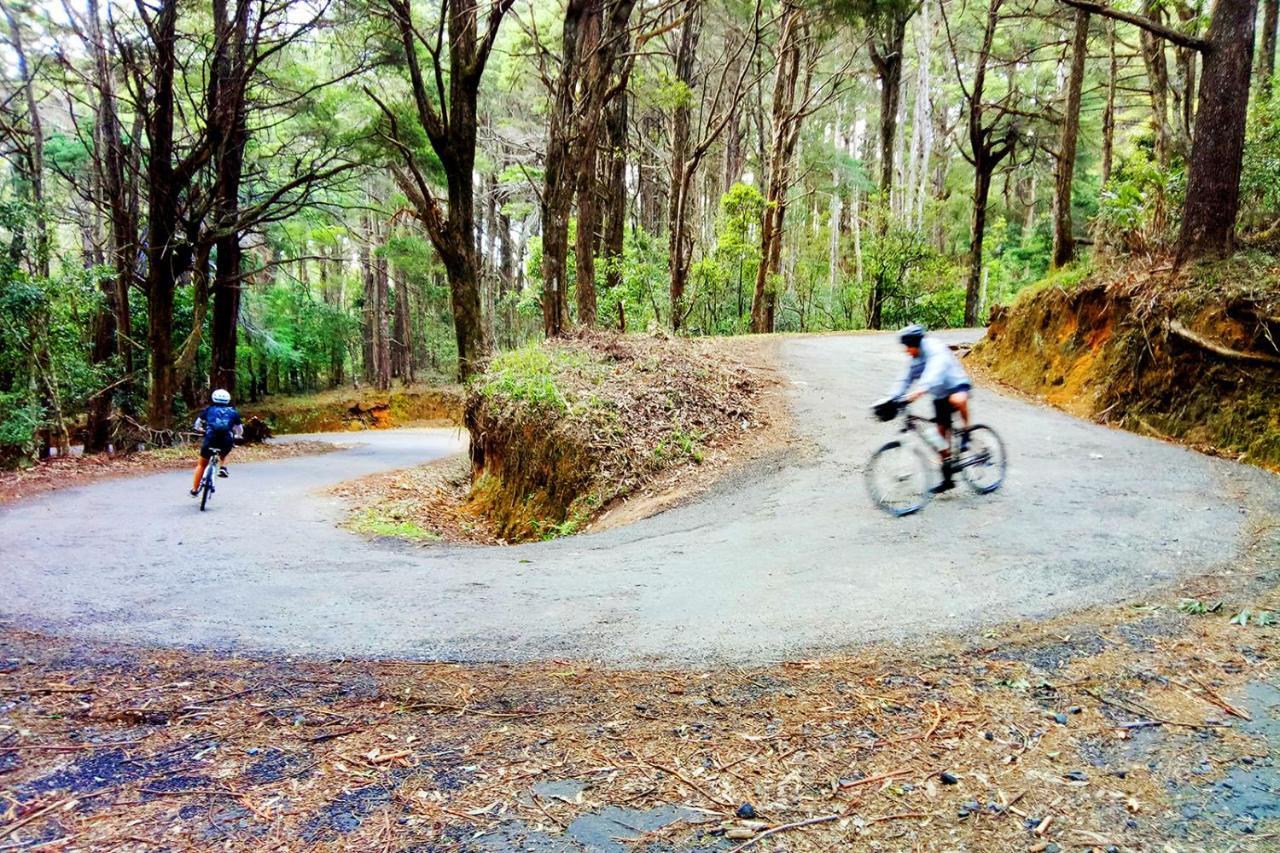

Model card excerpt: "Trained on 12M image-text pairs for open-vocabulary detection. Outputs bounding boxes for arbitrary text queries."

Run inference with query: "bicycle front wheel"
[958,425,1007,494]
[866,440,933,517]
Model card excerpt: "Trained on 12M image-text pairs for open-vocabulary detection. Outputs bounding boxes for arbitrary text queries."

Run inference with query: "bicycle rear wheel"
[958,425,1006,494]
[199,459,217,511]
[866,440,933,516]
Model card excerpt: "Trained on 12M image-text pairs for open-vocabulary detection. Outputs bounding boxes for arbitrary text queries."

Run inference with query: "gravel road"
[2,332,1274,664]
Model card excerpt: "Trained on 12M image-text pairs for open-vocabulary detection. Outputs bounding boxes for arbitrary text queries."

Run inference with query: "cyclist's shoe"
[218,467,229,478]
[189,489,199,497]
[959,429,970,451]
[930,478,955,494]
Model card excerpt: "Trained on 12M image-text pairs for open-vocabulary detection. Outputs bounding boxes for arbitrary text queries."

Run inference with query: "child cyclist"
[190,389,243,496]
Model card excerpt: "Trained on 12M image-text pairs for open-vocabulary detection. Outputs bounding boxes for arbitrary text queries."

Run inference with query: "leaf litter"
[1,548,1278,851]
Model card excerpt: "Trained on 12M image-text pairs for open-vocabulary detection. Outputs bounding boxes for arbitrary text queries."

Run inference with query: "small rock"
[1107,769,1128,779]
[1063,770,1088,782]
[1068,706,1082,714]
[1242,756,1254,765]
[983,731,994,741]
[939,771,959,785]
[735,803,756,819]
[1045,844,1061,853]
[1053,713,1068,725]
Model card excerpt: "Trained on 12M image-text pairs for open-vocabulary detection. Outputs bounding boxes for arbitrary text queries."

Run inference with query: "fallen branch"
[837,769,913,790]
[726,814,839,852]
[305,726,360,743]
[0,794,100,841]
[1086,689,1221,730]
[1187,675,1252,721]
[1166,319,1280,367]
[644,760,735,808]
[867,811,928,825]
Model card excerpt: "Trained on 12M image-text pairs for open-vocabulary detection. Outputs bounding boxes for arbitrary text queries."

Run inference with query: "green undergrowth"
[973,252,1280,469]
[346,503,441,542]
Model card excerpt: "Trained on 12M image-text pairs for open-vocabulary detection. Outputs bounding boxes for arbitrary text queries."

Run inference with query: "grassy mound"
[464,331,765,541]
[971,253,1280,469]
[242,384,463,434]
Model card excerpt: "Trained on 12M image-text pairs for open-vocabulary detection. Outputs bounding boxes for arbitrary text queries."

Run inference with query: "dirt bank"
[243,384,463,435]
[339,332,784,544]
[970,254,1280,469]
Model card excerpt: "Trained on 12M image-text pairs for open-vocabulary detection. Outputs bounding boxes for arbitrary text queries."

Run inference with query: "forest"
[0,0,1276,465]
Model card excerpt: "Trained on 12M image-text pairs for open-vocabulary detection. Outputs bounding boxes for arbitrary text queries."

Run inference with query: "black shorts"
[932,384,971,429]
[200,433,234,459]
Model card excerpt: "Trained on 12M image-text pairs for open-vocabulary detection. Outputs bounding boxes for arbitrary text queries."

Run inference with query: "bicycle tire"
[958,424,1007,494]
[199,458,216,511]
[866,439,933,517]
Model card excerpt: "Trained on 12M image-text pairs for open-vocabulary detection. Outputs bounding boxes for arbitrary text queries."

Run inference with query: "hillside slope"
[970,254,1280,469]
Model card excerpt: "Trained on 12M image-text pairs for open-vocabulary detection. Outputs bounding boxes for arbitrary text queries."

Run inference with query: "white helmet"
[211,388,231,404]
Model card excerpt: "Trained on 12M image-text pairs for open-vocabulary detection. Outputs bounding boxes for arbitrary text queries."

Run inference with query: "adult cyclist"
[889,324,972,493]
[190,389,243,497]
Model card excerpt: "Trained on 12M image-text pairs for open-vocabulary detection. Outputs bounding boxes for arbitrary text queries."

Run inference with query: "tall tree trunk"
[750,2,806,334]
[1177,0,1258,260]
[380,0,503,380]
[1052,9,1089,269]
[865,12,910,329]
[575,144,601,327]
[2,0,48,279]
[539,0,589,337]
[668,0,701,332]
[602,88,628,296]
[375,248,392,390]
[142,0,187,431]
[637,110,663,233]
[361,229,375,383]
[392,270,413,383]
[208,0,251,394]
[962,0,1013,327]
[966,169,994,326]
[1260,0,1278,94]
[1101,19,1117,186]
[1139,1,1172,169]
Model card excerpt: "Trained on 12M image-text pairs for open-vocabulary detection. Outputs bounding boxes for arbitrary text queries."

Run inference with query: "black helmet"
[898,324,925,348]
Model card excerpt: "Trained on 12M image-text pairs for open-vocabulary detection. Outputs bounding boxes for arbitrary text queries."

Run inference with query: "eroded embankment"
[970,255,1280,469]
[465,331,774,541]
[243,384,463,434]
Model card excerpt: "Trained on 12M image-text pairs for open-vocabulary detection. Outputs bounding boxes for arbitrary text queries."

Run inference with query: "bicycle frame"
[895,408,979,470]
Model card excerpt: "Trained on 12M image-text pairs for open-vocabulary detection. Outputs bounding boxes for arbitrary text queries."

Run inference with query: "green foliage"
[1242,87,1280,231]
[477,345,603,412]
[1177,598,1222,616]
[1096,150,1183,254]
[348,505,441,541]
[0,391,42,467]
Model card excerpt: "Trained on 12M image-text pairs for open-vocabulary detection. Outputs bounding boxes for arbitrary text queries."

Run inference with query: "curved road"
[2,333,1275,664]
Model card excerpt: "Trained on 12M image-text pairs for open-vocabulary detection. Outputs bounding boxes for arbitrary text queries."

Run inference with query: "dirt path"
[2,332,1275,664]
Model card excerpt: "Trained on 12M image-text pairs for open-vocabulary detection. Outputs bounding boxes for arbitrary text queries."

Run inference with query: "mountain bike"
[197,453,223,511]
[865,398,1007,517]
